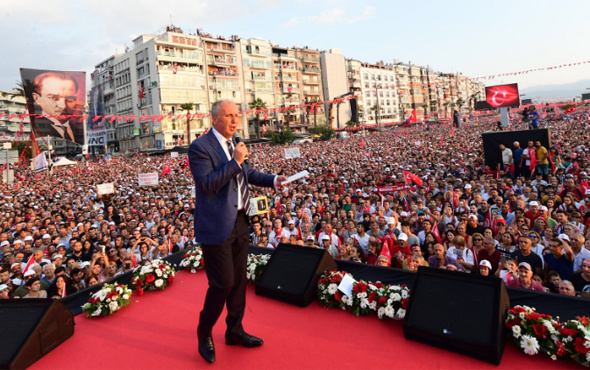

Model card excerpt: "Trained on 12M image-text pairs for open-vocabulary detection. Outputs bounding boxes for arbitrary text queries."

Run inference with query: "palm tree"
[370,104,381,125]
[180,102,194,144]
[248,98,267,139]
[308,97,321,128]
[284,106,296,131]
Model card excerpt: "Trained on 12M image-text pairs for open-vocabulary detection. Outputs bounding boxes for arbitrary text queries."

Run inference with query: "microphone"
[233,133,249,164]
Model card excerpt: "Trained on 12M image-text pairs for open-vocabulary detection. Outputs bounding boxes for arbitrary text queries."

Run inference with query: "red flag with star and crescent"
[403,170,423,187]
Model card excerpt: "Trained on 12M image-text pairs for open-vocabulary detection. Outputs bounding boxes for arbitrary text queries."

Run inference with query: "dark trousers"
[198,210,250,337]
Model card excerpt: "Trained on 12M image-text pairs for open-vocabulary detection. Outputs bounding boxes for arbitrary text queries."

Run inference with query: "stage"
[31,270,578,369]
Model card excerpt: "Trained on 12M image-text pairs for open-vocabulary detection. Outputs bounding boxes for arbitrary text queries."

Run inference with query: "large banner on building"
[87,85,107,146]
[19,68,86,145]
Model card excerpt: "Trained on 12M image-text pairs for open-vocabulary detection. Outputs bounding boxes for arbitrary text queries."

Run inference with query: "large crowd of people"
[1,108,590,301]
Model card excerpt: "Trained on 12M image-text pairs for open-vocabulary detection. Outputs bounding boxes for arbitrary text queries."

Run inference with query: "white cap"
[558,234,570,242]
[288,220,295,225]
[468,214,478,220]
[398,233,408,241]
[42,234,50,239]
[464,184,472,189]
[24,270,36,277]
[529,201,539,207]
[539,205,548,211]
[0,284,8,291]
[321,234,330,241]
[52,254,63,260]
[80,261,91,268]
[306,235,315,241]
[24,236,34,241]
[386,217,395,225]
[0,241,9,247]
[479,260,492,269]
[400,211,409,217]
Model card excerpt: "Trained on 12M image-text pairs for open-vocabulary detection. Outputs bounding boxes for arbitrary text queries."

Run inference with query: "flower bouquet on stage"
[179,247,204,273]
[131,259,176,295]
[246,253,271,284]
[82,283,133,317]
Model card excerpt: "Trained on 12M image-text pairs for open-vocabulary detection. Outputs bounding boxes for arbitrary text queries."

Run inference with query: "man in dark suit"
[189,100,286,363]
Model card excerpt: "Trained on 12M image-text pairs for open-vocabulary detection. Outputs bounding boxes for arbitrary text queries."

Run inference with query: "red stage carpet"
[31,271,578,369]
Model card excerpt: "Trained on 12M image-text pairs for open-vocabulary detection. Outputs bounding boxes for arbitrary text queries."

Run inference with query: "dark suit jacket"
[189,131,274,245]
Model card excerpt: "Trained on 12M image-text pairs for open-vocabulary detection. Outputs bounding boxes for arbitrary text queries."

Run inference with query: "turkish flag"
[360,139,366,147]
[564,106,576,114]
[162,163,172,176]
[403,170,423,187]
[401,109,417,128]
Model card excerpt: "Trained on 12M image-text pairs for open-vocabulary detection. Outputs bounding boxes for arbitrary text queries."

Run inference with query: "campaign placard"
[97,182,114,195]
[138,172,159,186]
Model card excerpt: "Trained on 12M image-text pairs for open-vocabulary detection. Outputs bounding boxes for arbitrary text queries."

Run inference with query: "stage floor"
[31,270,578,369]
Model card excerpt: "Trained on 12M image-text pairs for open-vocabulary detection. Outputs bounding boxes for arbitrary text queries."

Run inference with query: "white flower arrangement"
[131,259,176,295]
[179,247,204,273]
[82,283,133,318]
[246,253,271,284]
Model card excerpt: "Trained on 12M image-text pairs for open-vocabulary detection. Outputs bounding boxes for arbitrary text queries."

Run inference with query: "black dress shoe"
[225,332,264,347]
[198,335,215,363]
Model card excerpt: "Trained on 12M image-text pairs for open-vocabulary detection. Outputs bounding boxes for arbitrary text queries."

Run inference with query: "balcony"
[274,63,297,71]
[300,55,319,63]
[302,66,320,74]
[246,49,272,57]
[302,78,319,85]
[275,74,298,82]
[272,53,297,61]
[207,56,237,66]
[157,50,203,60]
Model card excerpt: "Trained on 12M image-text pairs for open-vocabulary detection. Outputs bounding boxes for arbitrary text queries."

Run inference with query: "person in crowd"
[478,236,502,275]
[558,280,577,296]
[544,236,574,281]
[23,277,48,299]
[428,243,465,271]
[478,260,492,276]
[568,258,590,297]
[507,262,545,291]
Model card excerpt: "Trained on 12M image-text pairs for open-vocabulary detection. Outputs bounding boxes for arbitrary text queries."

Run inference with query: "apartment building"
[0,92,30,140]
[320,49,351,129]
[272,46,304,132]
[360,62,400,126]
[240,38,276,138]
[294,46,326,128]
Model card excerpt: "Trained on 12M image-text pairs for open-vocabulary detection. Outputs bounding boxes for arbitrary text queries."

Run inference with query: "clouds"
[284,6,375,28]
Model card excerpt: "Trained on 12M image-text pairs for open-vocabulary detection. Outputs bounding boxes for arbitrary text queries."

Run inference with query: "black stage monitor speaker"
[482,128,550,168]
[403,267,510,365]
[255,244,338,307]
[0,299,74,369]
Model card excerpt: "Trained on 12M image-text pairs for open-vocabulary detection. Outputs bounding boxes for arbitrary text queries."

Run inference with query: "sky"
[1,0,589,95]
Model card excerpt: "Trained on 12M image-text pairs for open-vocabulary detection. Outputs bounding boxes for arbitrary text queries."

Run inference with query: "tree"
[248,98,267,139]
[370,104,381,125]
[345,120,357,130]
[456,98,464,107]
[284,106,296,131]
[180,102,194,144]
[308,97,321,128]
[310,125,335,141]
[265,128,296,145]
[421,102,428,118]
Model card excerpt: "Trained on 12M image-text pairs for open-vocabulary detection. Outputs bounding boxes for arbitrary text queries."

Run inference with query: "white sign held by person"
[284,147,301,159]
[97,182,114,195]
[138,172,159,186]
[170,152,179,158]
